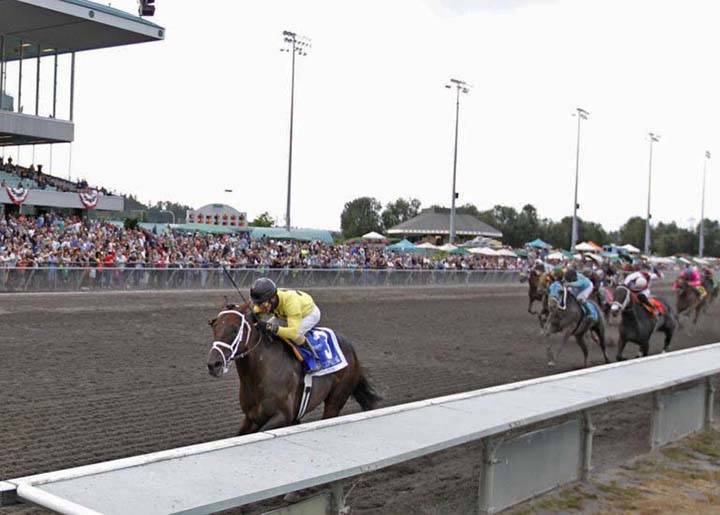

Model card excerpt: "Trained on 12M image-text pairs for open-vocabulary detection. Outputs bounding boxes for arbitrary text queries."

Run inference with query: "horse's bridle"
[611,285,631,312]
[210,309,261,373]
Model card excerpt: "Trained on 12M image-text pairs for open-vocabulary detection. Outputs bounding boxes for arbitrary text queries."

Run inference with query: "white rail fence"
[0,267,522,292]
[2,343,718,515]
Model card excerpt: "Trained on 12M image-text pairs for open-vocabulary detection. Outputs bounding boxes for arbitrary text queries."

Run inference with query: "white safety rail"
[2,343,718,515]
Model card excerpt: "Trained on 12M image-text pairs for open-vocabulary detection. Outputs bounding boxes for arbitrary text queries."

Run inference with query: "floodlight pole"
[570,108,589,252]
[281,31,310,232]
[446,78,470,244]
[644,132,660,255]
[699,151,710,257]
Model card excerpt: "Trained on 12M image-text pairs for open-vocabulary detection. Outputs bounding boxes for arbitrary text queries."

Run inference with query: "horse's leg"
[237,417,259,436]
[616,333,628,362]
[575,334,589,368]
[549,328,572,366]
[528,296,536,314]
[595,324,610,364]
[258,411,293,431]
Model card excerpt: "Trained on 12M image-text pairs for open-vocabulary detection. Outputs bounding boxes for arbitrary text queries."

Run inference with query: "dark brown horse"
[522,269,551,316]
[674,279,705,326]
[611,285,676,360]
[207,303,381,434]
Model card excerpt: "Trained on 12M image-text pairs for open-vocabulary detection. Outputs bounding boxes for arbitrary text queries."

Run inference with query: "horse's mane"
[223,302,303,362]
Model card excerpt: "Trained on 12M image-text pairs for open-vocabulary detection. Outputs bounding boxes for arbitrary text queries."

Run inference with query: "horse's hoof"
[284,492,302,503]
[547,361,556,367]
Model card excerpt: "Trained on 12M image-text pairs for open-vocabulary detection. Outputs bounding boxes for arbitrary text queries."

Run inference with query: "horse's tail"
[352,369,382,411]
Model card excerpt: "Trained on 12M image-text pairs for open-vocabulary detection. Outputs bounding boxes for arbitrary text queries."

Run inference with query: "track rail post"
[478,437,500,515]
[705,376,716,430]
[650,391,664,451]
[581,411,595,480]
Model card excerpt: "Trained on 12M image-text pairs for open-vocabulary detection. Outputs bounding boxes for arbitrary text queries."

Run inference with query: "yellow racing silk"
[265,289,316,340]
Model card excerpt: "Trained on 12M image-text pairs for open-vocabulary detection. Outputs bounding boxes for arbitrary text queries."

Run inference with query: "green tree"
[619,217,646,250]
[251,212,276,227]
[381,198,421,230]
[340,197,383,238]
[123,217,140,230]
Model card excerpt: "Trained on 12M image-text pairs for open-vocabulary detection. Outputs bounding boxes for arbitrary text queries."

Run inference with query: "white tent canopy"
[438,243,458,252]
[361,231,386,240]
[496,249,517,257]
[546,251,566,261]
[575,242,599,252]
[619,244,641,254]
[469,247,498,256]
[416,242,439,249]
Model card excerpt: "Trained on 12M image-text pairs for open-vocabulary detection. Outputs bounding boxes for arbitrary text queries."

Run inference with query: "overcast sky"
[5,0,720,231]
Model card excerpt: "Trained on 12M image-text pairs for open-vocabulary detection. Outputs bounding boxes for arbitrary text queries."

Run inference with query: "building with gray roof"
[387,207,502,241]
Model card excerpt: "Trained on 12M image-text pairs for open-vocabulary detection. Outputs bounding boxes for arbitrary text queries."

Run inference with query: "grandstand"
[0,0,164,214]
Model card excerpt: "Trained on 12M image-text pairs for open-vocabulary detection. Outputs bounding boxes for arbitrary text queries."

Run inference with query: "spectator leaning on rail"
[249,278,322,370]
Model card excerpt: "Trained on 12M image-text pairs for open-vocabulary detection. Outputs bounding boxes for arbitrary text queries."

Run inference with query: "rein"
[211,309,264,373]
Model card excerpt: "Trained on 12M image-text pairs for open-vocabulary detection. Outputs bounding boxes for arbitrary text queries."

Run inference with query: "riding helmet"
[564,269,577,282]
[250,278,277,303]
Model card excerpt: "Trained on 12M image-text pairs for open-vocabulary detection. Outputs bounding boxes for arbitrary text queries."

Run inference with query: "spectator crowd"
[0,213,523,271]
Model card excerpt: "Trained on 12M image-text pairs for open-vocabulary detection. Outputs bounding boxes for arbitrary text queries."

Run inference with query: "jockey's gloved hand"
[256,320,270,333]
[267,322,279,334]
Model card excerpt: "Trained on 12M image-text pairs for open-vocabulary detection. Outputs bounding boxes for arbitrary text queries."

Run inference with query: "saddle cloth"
[299,328,348,376]
[650,298,667,315]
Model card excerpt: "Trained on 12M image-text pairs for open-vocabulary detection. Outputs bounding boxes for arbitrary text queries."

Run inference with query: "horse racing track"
[1,284,719,514]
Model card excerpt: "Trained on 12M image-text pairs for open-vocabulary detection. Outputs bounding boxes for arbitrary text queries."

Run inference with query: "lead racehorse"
[207,303,381,434]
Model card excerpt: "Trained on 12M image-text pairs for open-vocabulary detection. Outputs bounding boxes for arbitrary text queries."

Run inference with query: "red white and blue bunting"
[79,190,99,209]
[6,186,29,205]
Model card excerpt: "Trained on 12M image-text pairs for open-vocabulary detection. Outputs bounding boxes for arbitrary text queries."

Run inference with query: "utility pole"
[644,132,660,255]
[445,78,470,244]
[699,150,711,257]
[570,108,589,251]
[281,30,311,232]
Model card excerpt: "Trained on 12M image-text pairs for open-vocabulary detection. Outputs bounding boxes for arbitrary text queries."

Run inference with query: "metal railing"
[2,343,718,514]
[0,267,522,293]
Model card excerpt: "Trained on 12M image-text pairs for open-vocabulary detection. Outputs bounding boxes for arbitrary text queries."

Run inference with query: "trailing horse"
[544,282,609,368]
[207,303,381,435]
[674,278,706,326]
[522,269,550,315]
[610,285,676,360]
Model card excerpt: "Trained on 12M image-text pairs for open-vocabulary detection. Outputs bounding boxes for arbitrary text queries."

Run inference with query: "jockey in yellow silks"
[250,278,321,362]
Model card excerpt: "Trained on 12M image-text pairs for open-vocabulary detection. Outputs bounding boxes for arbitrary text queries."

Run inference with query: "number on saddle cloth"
[298,329,348,375]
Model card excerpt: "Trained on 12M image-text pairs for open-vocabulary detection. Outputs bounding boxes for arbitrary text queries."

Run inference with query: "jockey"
[250,278,322,365]
[623,267,657,314]
[563,269,593,303]
[679,265,705,298]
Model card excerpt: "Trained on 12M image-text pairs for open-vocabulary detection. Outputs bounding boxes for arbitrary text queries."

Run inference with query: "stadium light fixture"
[445,78,471,244]
[570,107,589,252]
[138,0,156,17]
[644,132,660,255]
[281,30,312,231]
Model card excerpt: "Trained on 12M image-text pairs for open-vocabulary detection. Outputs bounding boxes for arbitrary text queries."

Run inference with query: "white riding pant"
[270,306,321,344]
[575,284,594,302]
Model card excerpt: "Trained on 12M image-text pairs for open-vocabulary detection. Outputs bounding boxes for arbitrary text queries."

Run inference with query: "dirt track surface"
[1,284,719,514]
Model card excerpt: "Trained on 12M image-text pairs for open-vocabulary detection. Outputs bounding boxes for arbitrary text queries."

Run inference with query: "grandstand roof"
[0,0,164,61]
[387,207,503,238]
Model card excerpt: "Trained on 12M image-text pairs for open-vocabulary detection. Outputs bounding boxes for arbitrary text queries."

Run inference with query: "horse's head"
[207,303,260,377]
[610,285,631,314]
